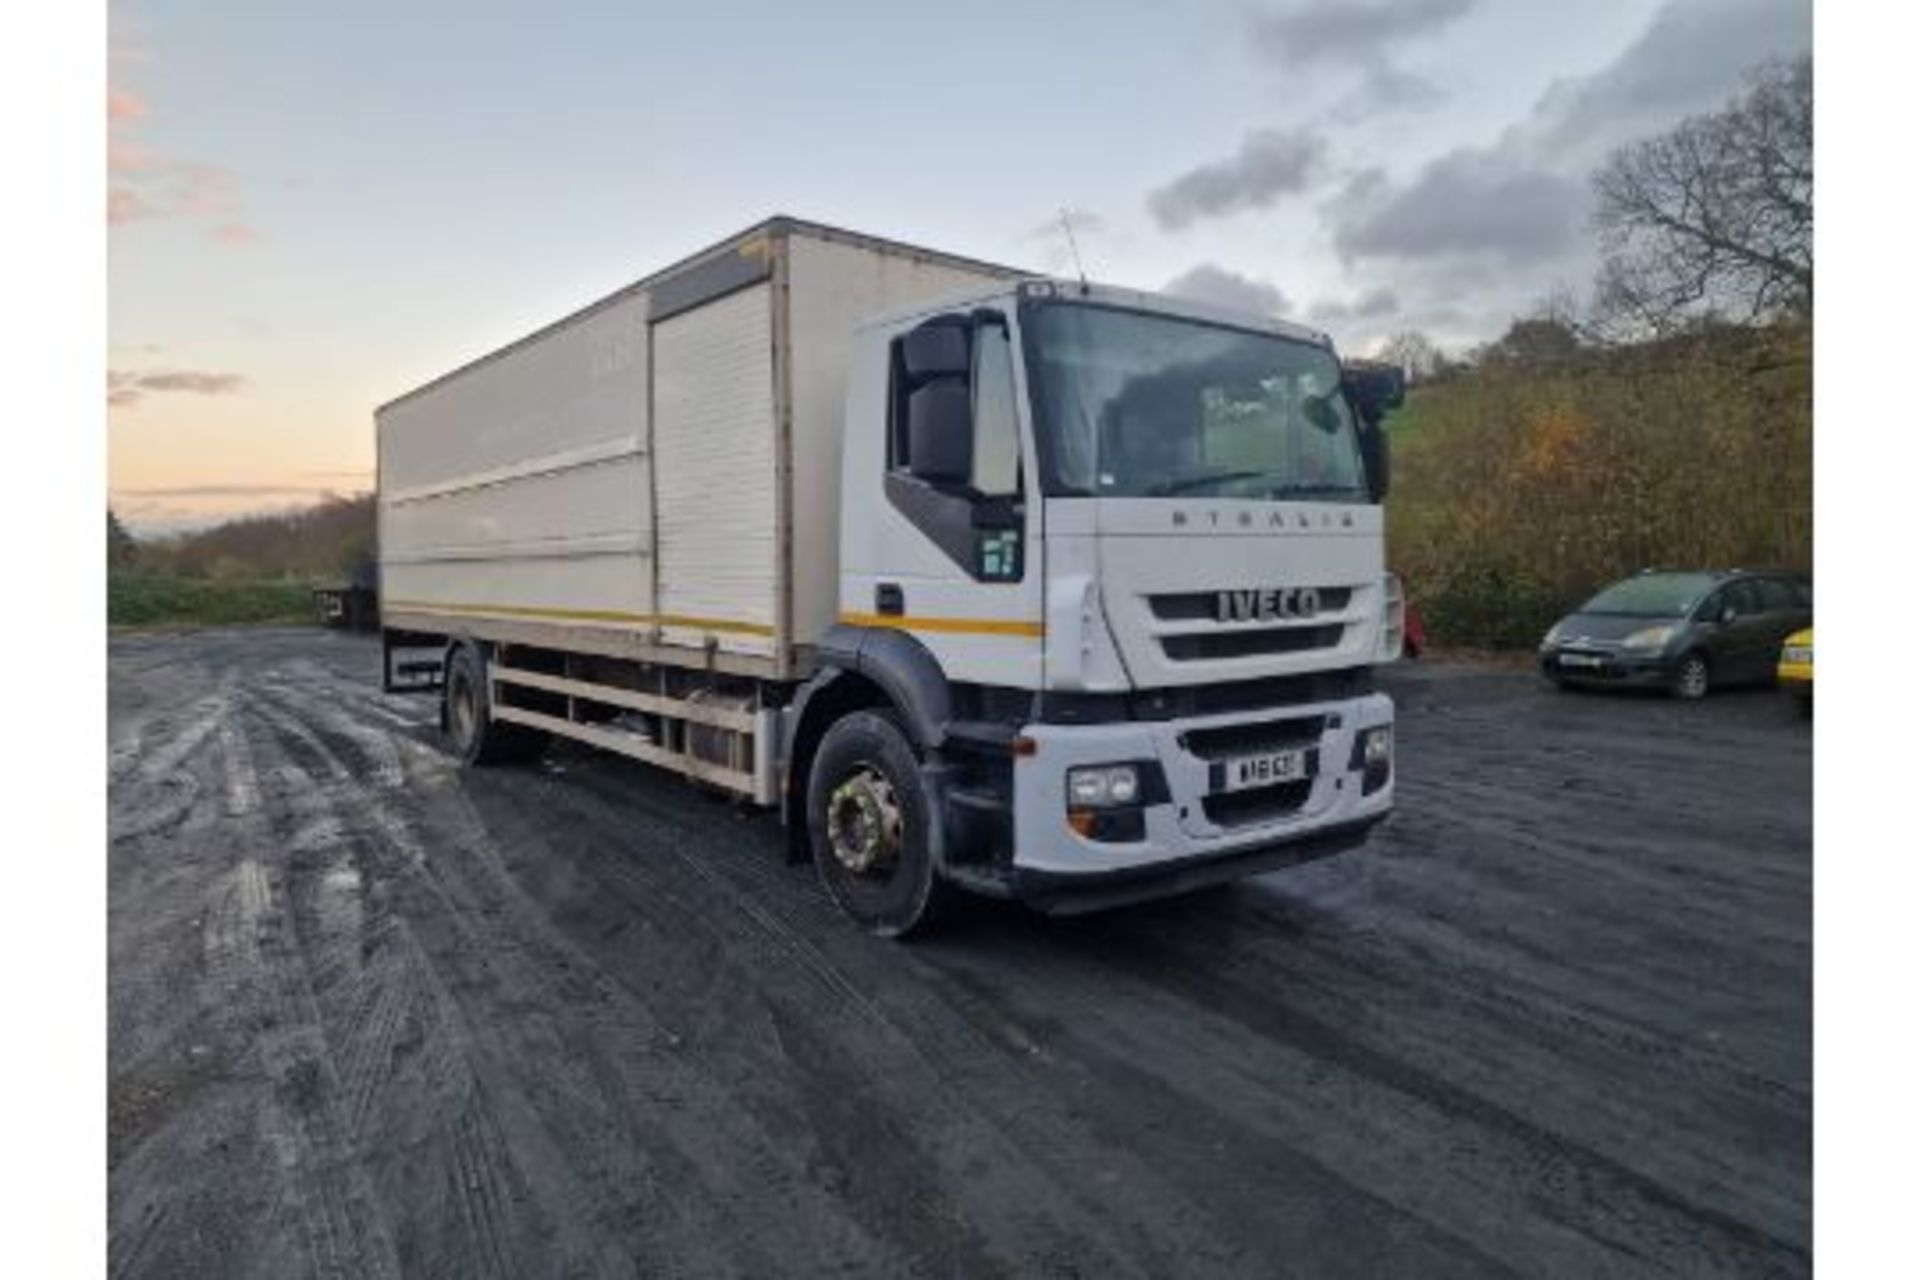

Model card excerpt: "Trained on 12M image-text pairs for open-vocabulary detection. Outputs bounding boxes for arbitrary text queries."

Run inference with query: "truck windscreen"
[1022,302,1367,501]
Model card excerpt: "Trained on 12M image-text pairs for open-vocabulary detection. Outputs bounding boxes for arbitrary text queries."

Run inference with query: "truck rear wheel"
[445,643,548,766]
[806,709,952,938]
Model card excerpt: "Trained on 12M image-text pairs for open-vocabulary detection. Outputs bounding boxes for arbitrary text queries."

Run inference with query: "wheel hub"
[826,766,902,877]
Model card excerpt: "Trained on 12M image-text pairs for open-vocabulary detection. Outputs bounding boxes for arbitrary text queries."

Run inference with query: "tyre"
[444,643,549,766]
[1670,652,1711,700]
[806,709,953,938]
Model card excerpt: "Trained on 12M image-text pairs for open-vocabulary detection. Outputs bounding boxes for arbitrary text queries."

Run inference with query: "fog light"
[1065,764,1140,809]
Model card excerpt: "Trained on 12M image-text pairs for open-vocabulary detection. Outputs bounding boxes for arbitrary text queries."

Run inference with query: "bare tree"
[1592,56,1811,333]
[1375,330,1444,383]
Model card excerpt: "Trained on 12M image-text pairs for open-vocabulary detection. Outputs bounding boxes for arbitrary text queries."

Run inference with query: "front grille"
[1181,715,1326,761]
[1148,586,1353,622]
[1161,624,1345,661]
[1202,780,1313,828]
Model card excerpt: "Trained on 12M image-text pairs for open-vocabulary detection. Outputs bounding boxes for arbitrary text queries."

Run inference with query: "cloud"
[1324,0,1809,272]
[107,75,261,244]
[1533,0,1811,161]
[1250,0,1476,68]
[107,88,147,121]
[108,368,249,408]
[1332,150,1584,264]
[107,187,152,226]
[1246,1,1475,122]
[1148,128,1326,230]
[1310,287,1401,323]
[1163,265,1291,317]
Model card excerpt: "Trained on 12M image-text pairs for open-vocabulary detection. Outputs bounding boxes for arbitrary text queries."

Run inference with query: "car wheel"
[806,709,953,938]
[1671,652,1711,700]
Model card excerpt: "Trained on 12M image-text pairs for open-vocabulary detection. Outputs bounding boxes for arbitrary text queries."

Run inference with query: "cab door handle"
[875,583,904,616]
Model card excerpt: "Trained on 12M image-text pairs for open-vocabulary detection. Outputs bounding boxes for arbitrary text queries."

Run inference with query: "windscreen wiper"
[1144,469,1268,496]
[1263,482,1364,499]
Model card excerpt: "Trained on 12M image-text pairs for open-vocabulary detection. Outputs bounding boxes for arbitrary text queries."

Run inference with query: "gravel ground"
[107,627,1811,1279]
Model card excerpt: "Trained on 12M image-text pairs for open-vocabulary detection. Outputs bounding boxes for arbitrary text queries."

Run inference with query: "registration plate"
[1222,747,1310,792]
[1559,653,1603,668]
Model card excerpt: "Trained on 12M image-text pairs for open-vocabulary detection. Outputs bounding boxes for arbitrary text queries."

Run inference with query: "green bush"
[1389,321,1810,649]
[109,574,317,628]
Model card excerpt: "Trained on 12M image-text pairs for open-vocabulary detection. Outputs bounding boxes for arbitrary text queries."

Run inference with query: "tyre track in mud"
[110,629,1810,1278]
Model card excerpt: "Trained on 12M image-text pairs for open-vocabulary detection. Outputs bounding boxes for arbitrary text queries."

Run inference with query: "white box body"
[377,219,1014,678]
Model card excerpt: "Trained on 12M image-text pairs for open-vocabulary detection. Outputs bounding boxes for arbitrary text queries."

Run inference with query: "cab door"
[840,311,1046,688]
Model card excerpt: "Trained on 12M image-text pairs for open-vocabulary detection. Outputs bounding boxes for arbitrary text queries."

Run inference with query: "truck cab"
[793,278,1402,931]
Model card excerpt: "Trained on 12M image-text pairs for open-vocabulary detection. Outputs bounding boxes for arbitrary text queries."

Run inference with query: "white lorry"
[377,217,1404,935]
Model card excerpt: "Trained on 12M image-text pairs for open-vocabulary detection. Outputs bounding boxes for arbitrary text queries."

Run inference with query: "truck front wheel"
[806,709,952,938]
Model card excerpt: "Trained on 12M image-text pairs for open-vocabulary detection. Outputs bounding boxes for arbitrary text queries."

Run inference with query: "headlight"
[1541,622,1565,648]
[1362,727,1393,767]
[1066,764,1139,809]
[1349,726,1393,795]
[1622,625,1676,650]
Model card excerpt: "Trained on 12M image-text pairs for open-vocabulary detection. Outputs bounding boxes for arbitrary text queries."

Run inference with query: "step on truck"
[377,217,1405,936]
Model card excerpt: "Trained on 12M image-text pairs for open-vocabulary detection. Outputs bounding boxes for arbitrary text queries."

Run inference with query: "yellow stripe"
[384,599,776,637]
[839,611,1045,638]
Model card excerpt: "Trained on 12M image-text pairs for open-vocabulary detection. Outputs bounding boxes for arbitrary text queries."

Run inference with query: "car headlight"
[1541,622,1566,648]
[1066,764,1140,809]
[1622,625,1676,650]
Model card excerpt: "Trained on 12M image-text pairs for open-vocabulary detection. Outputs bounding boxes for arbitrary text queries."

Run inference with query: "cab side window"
[882,313,1025,582]
[970,323,1022,498]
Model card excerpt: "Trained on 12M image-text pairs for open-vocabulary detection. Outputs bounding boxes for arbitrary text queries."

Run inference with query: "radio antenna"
[1059,208,1089,293]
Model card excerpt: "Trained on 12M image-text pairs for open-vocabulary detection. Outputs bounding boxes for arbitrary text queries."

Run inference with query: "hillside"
[1387,321,1812,648]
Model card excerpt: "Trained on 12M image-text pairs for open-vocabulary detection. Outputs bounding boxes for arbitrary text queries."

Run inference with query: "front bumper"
[1539,647,1674,687]
[1014,816,1385,915]
[1002,690,1393,897]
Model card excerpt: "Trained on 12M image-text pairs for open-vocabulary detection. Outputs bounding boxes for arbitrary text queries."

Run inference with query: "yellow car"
[1777,627,1812,711]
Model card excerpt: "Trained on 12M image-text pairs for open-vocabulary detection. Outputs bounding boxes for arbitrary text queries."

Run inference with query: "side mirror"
[1342,362,1406,423]
[907,380,973,485]
[1359,421,1390,502]
[1720,605,1738,625]
[901,322,970,380]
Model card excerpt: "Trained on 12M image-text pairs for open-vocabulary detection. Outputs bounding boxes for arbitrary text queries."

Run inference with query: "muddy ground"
[107,627,1810,1279]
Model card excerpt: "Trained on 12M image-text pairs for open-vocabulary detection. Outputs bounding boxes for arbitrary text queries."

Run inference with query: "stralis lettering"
[1215,587,1323,623]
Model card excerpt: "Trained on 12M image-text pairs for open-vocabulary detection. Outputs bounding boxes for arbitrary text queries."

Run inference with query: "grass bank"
[109,574,318,629]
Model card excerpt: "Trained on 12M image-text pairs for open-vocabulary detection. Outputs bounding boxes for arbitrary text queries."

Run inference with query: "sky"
[107,0,1810,534]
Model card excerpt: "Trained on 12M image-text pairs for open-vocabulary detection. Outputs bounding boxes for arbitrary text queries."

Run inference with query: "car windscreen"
[1579,573,1717,617]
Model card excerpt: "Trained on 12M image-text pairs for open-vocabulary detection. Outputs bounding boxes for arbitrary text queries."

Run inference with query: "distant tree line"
[111,493,375,582]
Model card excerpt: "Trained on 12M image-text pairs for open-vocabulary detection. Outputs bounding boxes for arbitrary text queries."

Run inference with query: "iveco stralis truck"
[377,217,1405,936]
